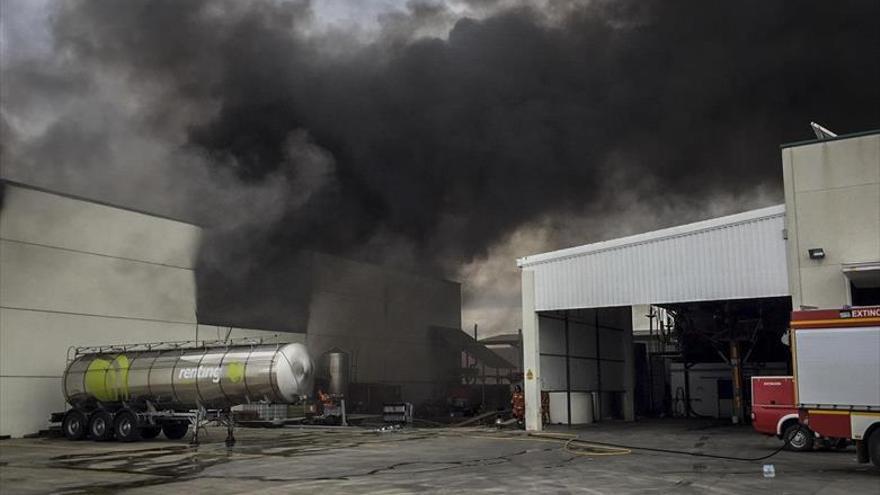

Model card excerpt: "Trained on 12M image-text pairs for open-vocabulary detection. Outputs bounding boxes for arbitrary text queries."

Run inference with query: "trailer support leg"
[225,410,236,448]
[189,408,203,446]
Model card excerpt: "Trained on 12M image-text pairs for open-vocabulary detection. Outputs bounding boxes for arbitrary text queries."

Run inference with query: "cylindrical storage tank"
[324,350,349,397]
[62,342,313,409]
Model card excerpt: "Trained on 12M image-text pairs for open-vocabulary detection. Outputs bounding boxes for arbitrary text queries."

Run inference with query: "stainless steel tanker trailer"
[52,338,314,445]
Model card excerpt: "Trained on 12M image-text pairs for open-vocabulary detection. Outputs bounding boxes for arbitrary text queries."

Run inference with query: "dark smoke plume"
[2,0,878,331]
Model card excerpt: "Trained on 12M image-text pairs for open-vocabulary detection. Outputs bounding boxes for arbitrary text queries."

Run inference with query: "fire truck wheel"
[783,424,814,452]
[88,411,115,441]
[114,410,142,442]
[62,410,88,441]
[162,422,189,440]
[140,426,162,440]
[869,430,880,468]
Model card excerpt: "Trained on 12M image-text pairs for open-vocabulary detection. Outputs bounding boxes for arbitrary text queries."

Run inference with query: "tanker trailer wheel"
[161,422,189,440]
[783,423,814,452]
[113,410,142,442]
[140,426,161,440]
[62,410,88,441]
[88,411,115,441]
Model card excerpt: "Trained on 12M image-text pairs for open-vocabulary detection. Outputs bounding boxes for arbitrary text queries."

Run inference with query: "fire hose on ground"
[528,432,791,462]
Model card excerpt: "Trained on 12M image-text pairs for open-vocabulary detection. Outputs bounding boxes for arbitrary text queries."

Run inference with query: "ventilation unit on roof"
[810,122,837,140]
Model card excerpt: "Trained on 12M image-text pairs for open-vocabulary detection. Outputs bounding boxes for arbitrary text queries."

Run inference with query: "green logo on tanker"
[84,355,130,402]
[226,361,245,383]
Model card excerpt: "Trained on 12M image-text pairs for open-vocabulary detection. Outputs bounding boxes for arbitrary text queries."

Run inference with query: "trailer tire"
[140,426,161,440]
[62,410,88,441]
[114,410,142,442]
[869,430,880,468]
[162,422,189,440]
[783,423,814,452]
[88,411,115,441]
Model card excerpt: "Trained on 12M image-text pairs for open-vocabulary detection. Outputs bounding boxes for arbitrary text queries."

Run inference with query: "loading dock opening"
[536,308,634,426]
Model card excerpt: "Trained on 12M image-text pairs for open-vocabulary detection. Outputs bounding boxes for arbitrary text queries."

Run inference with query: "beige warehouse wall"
[783,133,880,308]
[0,240,197,322]
[1,186,199,268]
[0,183,205,437]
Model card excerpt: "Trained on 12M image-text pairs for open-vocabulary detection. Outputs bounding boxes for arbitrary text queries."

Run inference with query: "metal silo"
[324,349,350,397]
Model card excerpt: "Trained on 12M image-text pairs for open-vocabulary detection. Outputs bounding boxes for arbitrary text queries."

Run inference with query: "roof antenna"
[810,122,837,140]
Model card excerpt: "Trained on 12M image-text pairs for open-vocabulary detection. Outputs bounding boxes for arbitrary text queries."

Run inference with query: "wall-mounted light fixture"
[808,248,825,260]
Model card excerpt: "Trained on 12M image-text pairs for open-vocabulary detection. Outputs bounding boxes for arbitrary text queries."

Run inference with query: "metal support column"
[564,311,572,427]
[730,341,743,424]
[594,310,602,422]
[521,270,542,431]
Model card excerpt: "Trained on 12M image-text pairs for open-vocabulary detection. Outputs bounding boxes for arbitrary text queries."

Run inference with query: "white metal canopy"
[518,205,789,311]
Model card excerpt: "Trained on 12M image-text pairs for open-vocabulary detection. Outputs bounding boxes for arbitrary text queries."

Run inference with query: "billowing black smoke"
[2,0,879,330]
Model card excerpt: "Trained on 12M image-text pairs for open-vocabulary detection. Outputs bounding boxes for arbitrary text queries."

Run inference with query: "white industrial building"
[519,205,789,428]
[782,131,880,308]
[518,130,879,431]
[0,181,462,437]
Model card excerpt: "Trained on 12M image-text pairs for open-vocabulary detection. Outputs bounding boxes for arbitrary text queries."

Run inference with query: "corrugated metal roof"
[518,205,789,311]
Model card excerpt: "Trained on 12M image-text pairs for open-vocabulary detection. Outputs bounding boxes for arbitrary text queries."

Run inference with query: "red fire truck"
[751,376,847,451]
[791,306,880,467]
[751,377,811,450]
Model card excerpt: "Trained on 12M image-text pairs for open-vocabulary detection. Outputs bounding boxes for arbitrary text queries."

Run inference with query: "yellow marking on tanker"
[226,361,245,383]
[808,410,850,415]
[84,355,130,401]
[114,355,130,400]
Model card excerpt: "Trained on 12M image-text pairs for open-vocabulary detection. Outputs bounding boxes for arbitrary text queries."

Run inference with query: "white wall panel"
[795,326,880,408]
[548,391,593,424]
[519,205,788,311]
